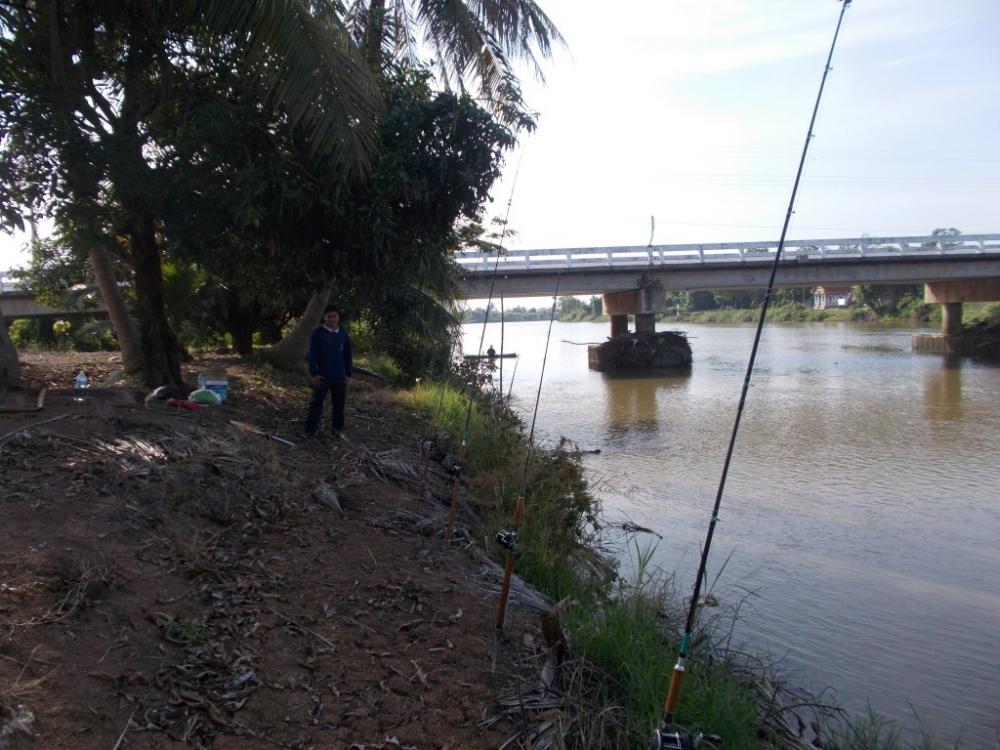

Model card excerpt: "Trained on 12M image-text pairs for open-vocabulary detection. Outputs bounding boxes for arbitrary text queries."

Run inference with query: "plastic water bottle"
[197,372,207,389]
[74,370,88,401]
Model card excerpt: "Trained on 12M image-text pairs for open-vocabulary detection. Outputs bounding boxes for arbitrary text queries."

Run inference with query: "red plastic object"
[166,398,202,411]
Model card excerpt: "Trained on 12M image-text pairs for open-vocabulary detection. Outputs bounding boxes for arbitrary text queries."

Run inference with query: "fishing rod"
[495,273,561,630]
[499,292,505,396]
[443,156,525,542]
[417,299,468,496]
[419,152,524,504]
[651,3,854,748]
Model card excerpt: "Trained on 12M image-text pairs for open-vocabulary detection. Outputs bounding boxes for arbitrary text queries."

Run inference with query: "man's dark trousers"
[305,380,347,434]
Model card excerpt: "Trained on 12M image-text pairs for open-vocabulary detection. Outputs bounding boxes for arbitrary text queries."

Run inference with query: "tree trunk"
[0,313,22,387]
[226,295,257,357]
[264,280,333,369]
[130,215,184,387]
[87,241,142,374]
[258,319,284,345]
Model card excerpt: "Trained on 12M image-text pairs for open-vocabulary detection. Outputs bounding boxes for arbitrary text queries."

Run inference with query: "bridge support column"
[941,302,963,336]
[603,287,665,339]
[609,314,629,338]
[914,278,1000,355]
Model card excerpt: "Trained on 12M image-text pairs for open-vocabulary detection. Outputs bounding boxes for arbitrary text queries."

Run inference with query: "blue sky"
[2,0,998,269]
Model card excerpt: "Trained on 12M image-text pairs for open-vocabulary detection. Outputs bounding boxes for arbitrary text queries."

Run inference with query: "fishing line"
[652,2,854,746]
[495,272,562,630]
[520,273,562,492]
[443,148,526,542]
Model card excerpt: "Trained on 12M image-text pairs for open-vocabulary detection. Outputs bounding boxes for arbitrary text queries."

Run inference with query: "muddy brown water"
[465,320,1000,746]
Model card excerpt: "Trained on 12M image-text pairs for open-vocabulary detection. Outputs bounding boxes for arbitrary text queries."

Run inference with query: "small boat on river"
[464,352,517,360]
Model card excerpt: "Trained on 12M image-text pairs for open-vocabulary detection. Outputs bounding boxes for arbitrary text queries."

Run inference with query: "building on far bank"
[811,285,853,310]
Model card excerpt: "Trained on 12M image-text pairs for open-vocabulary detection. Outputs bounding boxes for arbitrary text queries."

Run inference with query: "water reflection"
[923,358,964,421]
[602,370,690,438]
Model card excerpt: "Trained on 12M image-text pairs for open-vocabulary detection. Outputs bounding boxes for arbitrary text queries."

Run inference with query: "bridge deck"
[456,234,1000,297]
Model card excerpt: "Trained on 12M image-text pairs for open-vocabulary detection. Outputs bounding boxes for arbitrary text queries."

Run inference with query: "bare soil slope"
[1,353,542,749]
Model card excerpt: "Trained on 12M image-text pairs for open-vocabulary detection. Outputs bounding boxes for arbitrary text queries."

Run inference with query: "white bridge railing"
[455,234,1000,274]
[0,270,24,293]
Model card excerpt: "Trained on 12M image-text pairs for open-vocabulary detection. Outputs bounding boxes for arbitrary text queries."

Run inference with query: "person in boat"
[486,344,497,358]
[305,305,353,437]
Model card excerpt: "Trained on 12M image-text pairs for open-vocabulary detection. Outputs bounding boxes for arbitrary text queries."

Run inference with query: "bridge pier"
[602,287,665,337]
[941,302,963,336]
[610,314,628,338]
[913,278,1000,354]
[588,285,692,371]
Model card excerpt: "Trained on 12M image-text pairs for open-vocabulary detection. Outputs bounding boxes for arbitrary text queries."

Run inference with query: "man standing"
[305,306,352,436]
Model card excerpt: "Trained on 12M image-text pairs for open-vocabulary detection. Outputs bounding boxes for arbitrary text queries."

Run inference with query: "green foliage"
[163,618,213,644]
[964,302,1000,326]
[7,316,117,352]
[354,354,404,384]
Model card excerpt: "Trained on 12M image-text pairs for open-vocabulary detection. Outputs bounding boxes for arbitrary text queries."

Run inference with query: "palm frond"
[415,0,556,124]
[198,0,382,174]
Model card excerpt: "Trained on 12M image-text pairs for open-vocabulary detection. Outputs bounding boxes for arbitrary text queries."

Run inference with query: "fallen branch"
[265,606,337,651]
[0,413,70,443]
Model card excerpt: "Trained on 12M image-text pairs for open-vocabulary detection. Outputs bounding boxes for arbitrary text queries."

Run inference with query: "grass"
[354,353,404,383]
[395,381,523,474]
[163,617,213,643]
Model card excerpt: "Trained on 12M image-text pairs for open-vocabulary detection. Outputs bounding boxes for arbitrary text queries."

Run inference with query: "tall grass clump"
[396,380,523,474]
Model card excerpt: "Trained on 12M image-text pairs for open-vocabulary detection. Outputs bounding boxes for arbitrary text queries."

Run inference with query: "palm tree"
[344,0,563,125]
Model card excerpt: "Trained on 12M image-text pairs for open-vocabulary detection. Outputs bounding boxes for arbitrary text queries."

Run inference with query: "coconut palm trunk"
[264,280,334,369]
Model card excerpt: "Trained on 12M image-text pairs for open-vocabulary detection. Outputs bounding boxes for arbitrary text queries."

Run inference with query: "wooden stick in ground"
[443,440,468,543]
[495,495,525,630]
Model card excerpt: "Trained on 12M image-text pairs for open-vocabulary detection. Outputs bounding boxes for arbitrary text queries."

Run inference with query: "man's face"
[324,311,339,329]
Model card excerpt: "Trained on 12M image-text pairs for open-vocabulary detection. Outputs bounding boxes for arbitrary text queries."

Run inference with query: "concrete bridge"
[0,271,107,319]
[456,234,1000,296]
[456,233,1000,348]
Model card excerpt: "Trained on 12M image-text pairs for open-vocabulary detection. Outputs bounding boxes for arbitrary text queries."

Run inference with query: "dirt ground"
[0,353,553,749]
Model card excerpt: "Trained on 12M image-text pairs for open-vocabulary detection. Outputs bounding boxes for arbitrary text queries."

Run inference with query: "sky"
[2,0,998,271]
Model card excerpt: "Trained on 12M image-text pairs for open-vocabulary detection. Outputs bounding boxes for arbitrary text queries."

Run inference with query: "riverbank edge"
[398,381,791,747]
[397,378,970,749]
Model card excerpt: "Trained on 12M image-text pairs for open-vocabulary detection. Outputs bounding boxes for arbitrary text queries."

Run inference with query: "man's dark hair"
[324,305,339,314]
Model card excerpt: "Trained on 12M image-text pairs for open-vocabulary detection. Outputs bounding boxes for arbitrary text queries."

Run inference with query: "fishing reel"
[445,461,463,478]
[495,528,521,557]
[648,729,722,750]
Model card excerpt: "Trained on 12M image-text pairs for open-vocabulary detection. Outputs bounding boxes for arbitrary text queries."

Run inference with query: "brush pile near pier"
[590,331,693,371]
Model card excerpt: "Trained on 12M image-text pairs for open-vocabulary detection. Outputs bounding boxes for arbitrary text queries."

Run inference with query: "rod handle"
[663,661,686,716]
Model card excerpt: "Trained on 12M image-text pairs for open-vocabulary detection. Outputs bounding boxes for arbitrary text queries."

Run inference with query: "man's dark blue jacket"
[308,327,352,384]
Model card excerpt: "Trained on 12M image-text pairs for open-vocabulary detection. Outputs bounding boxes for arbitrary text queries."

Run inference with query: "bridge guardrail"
[0,270,24,293]
[455,234,1000,273]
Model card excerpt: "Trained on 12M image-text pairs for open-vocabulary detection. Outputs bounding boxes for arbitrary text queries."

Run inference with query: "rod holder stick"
[495,495,525,630]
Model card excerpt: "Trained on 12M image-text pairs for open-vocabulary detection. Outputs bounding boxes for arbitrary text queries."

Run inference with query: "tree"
[345,0,563,127]
[158,68,513,370]
[0,1,381,386]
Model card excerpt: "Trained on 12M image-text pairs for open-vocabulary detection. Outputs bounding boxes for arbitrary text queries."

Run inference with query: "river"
[462,320,1000,746]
